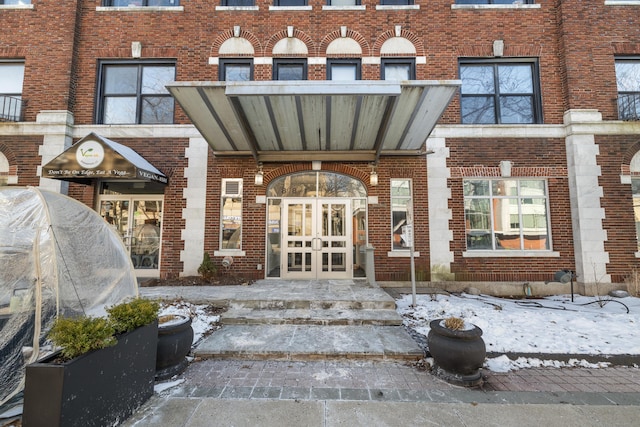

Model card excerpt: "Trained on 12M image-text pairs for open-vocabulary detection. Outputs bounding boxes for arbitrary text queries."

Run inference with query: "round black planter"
[156,315,194,381]
[427,319,486,387]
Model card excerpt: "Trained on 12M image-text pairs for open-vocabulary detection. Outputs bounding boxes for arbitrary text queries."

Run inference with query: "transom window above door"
[459,59,542,124]
[96,61,176,124]
[268,172,367,198]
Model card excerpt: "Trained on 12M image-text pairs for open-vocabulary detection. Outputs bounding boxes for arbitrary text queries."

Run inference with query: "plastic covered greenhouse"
[0,187,138,408]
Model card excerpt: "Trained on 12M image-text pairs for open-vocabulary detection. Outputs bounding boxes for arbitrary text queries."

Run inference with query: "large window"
[380,0,413,5]
[391,179,412,250]
[0,61,24,122]
[456,0,534,4]
[273,59,307,80]
[615,59,640,121]
[221,179,243,251]
[219,59,253,81]
[460,60,542,124]
[96,61,175,124]
[102,0,179,6]
[327,59,361,80]
[0,1,32,4]
[381,58,415,80]
[464,179,550,251]
[274,0,306,5]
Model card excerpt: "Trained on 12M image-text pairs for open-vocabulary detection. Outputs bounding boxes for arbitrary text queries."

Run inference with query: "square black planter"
[23,320,158,427]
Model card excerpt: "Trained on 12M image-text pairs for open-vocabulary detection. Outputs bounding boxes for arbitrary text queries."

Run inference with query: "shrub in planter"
[23,298,159,427]
[427,316,486,387]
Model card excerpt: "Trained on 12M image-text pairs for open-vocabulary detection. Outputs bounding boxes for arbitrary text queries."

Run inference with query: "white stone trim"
[451,4,541,10]
[214,250,246,256]
[387,251,420,257]
[180,137,209,276]
[322,5,366,10]
[376,5,419,10]
[564,110,611,283]
[96,6,184,12]
[426,136,454,280]
[463,251,560,258]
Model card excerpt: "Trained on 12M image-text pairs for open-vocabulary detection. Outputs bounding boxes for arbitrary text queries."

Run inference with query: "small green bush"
[197,252,217,280]
[48,316,117,361]
[107,298,159,335]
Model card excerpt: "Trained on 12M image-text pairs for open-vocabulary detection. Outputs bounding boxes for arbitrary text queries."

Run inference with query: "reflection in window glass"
[615,59,640,121]
[633,179,640,250]
[221,179,242,250]
[391,179,412,250]
[464,179,550,251]
[99,62,175,124]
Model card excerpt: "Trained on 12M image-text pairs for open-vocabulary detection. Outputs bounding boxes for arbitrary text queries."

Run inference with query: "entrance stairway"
[191,280,424,361]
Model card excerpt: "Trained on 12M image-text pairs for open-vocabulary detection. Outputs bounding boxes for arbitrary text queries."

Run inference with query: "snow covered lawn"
[396,292,640,372]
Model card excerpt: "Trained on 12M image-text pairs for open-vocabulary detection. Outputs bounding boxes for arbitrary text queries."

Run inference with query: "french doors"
[98,197,163,275]
[281,198,352,279]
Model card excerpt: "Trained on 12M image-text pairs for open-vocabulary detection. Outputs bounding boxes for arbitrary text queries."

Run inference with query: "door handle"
[312,237,322,251]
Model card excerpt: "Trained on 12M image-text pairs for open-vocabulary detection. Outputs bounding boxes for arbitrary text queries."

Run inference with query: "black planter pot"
[427,319,486,387]
[22,320,158,427]
[156,314,193,381]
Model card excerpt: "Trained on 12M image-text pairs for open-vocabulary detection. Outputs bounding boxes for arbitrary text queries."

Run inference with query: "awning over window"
[41,132,168,185]
[166,80,460,162]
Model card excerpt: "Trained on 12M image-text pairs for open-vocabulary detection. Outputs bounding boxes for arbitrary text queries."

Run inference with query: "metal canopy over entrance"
[167,80,461,162]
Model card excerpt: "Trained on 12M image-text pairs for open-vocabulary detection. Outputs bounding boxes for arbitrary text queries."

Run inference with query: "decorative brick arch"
[621,140,640,176]
[373,29,424,57]
[210,29,262,58]
[263,163,371,193]
[0,145,19,184]
[263,28,315,57]
[319,29,370,57]
[456,43,542,58]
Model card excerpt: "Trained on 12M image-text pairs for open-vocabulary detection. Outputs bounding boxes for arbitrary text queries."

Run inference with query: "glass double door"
[98,197,163,274]
[282,198,351,279]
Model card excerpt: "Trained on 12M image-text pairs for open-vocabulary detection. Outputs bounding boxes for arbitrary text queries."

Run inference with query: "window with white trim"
[102,0,179,6]
[464,179,550,251]
[221,179,243,250]
[391,179,412,250]
[0,61,25,122]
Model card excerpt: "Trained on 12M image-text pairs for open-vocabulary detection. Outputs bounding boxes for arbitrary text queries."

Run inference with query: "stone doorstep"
[194,324,425,362]
[221,307,403,326]
[227,299,397,310]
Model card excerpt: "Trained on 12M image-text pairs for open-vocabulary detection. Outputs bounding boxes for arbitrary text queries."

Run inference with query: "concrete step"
[222,307,403,326]
[194,324,425,362]
[226,299,396,311]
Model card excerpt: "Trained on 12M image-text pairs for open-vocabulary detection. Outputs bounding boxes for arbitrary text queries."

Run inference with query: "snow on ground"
[159,301,221,346]
[396,292,640,372]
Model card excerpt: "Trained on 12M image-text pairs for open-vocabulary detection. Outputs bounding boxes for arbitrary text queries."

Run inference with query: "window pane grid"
[99,62,175,124]
[460,61,539,124]
[465,179,550,251]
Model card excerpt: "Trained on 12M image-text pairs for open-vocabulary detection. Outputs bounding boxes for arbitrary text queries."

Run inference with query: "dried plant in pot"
[427,316,486,387]
[22,298,159,427]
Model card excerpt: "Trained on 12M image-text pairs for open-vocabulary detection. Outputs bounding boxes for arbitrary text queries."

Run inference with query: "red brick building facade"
[2,0,640,294]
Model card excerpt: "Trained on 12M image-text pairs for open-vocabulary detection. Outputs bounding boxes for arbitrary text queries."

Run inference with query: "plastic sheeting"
[0,187,138,407]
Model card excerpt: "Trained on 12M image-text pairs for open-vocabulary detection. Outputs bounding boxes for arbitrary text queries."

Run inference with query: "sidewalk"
[122,359,640,426]
[121,282,640,426]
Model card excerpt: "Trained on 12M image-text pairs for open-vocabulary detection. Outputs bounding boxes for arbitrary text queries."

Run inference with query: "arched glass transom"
[267,172,367,198]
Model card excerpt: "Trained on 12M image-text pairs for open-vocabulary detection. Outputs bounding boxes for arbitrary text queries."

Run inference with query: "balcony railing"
[0,95,24,122]
[618,93,640,121]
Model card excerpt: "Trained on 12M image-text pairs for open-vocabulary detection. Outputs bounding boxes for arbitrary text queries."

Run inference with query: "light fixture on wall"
[254,163,264,186]
[369,163,378,186]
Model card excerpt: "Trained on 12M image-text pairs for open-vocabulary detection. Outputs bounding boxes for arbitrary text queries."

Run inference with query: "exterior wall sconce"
[254,163,264,186]
[369,164,378,186]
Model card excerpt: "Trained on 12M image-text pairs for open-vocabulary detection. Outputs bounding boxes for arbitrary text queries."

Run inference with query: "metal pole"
[410,243,416,307]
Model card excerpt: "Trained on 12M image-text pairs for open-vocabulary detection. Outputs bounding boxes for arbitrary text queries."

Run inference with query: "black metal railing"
[0,95,24,122]
[618,93,640,121]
